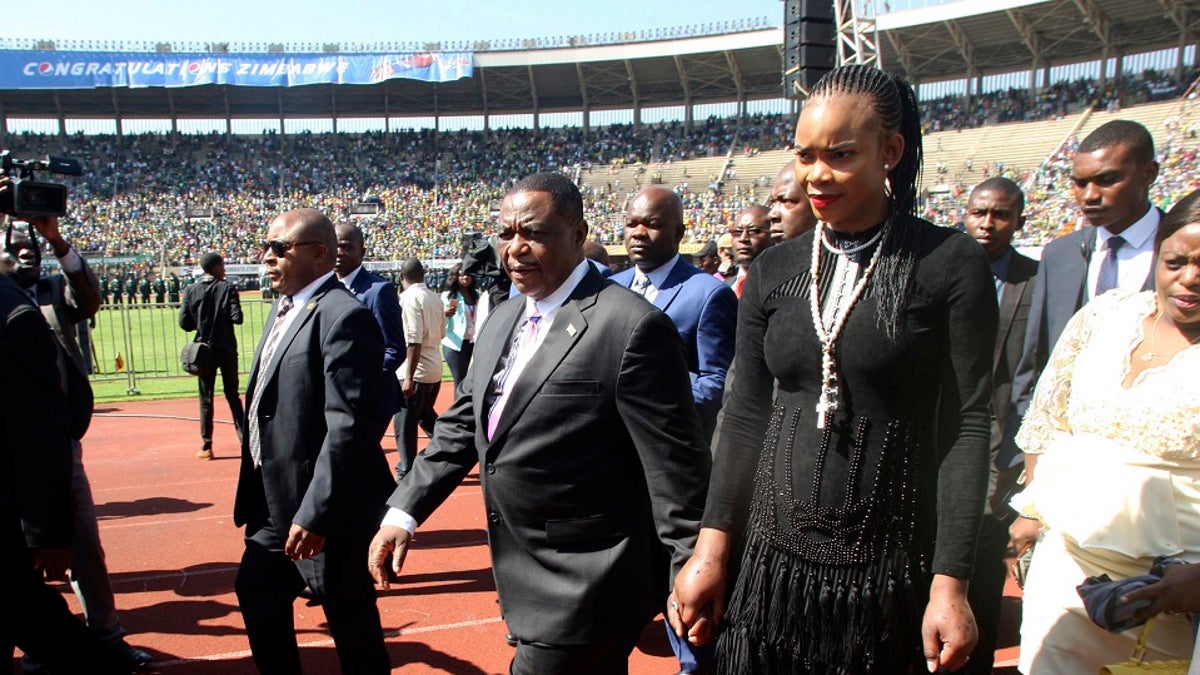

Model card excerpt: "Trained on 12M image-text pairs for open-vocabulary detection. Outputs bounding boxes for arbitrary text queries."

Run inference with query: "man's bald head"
[262,208,337,296]
[625,186,686,271]
[767,163,816,242]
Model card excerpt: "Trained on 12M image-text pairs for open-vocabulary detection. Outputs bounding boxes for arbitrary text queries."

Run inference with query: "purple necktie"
[486,311,540,440]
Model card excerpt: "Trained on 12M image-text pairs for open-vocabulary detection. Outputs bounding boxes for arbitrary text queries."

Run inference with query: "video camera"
[0,151,83,218]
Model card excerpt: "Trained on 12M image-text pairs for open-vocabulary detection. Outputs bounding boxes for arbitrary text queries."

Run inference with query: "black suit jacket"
[386,267,710,645]
[345,268,405,417]
[234,276,395,544]
[179,276,243,354]
[1010,224,1155,422]
[0,274,75,550]
[990,251,1037,478]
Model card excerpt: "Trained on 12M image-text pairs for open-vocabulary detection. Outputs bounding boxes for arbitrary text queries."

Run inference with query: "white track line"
[150,616,504,667]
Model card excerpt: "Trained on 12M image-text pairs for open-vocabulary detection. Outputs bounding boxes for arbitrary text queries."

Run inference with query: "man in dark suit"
[179,252,245,460]
[335,222,405,427]
[234,208,393,675]
[0,273,132,675]
[368,173,711,675]
[960,177,1039,675]
[3,213,151,671]
[1009,121,1160,499]
[613,186,737,441]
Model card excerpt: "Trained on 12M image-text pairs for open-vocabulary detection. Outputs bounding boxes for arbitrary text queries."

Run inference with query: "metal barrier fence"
[85,293,276,393]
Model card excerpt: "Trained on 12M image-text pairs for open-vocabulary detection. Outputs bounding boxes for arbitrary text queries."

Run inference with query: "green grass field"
[87,292,450,403]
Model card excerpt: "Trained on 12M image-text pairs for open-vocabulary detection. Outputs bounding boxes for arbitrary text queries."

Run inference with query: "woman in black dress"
[669,64,997,674]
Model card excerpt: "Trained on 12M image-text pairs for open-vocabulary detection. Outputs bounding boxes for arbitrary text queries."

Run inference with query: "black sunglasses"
[263,239,321,256]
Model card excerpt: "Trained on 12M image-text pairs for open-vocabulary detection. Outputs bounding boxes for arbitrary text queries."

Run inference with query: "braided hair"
[807,64,923,341]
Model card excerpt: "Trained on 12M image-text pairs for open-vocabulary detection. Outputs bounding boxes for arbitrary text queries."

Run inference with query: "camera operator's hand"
[27,216,69,257]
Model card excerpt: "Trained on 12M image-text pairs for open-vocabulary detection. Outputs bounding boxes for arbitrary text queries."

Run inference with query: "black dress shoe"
[504,632,518,647]
[109,639,153,669]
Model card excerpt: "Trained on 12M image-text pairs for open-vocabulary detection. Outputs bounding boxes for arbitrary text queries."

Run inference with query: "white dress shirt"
[1085,205,1158,300]
[630,253,680,304]
[382,259,592,534]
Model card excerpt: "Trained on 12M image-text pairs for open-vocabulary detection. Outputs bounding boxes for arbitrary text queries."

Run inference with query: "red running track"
[13,389,1022,673]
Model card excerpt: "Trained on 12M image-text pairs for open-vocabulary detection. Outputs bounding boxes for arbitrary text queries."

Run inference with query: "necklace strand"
[1142,308,1200,362]
[820,225,886,257]
[808,220,890,429]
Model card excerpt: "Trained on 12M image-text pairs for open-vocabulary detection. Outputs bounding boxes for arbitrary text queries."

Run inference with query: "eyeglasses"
[263,239,321,256]
[729,227,768,238]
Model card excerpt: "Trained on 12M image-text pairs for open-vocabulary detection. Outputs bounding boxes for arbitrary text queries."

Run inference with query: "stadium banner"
[0,51,472,89]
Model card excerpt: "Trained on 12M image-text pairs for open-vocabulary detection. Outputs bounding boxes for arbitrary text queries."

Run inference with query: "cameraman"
[0,272,133,674]
[1,180,152,671]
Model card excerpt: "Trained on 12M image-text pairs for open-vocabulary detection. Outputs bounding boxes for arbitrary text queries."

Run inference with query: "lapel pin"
[566,324,577,337]
[306,301,317,310]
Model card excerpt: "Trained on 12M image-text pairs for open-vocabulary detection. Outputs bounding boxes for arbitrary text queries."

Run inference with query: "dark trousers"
[442,342,473,387]
[392,380,441,480]
[2,524,131,674]
[964,509,1013,674]
[198,349,244,449]
[234,485,389,675]
[509,623,643,675]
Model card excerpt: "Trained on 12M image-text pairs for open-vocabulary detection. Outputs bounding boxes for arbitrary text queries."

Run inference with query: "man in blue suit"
[336,222,405,430]
[613,185,733,674]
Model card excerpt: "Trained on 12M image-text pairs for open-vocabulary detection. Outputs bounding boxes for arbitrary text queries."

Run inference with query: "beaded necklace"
[808,220,891,429]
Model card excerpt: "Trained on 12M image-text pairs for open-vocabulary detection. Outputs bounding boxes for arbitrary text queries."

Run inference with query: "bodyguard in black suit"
[234,209,393,674]
[368,173,711,675]
[960,178,1039,675]
[335,222,405,426]
[179,252,245,459]
[0,274,131,674]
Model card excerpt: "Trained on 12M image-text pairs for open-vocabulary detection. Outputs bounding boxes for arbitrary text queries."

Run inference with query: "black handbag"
[181,340,213,375]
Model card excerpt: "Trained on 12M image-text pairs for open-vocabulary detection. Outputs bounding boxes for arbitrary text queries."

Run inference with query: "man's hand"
[402,376,416,398]
[921,575,978,673]
[284,524,326,560]
[1122,564,1200,620]
[368,525,412,590]
[31,546,72,582]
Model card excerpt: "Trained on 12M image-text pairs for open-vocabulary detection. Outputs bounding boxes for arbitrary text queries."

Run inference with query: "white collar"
[1098,205,1158,250]
[338,265,363,289]
[634,254,680,290]
[524,259,591,320]
[288,270,336,308]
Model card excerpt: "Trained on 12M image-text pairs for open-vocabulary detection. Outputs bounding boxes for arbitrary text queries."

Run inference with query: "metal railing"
[85,293,277,393]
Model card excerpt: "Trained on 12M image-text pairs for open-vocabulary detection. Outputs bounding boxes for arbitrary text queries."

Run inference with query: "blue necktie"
[1094,236,1126,297]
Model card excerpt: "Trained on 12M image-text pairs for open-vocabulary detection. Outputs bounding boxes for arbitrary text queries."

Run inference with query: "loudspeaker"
[783,0,836,98]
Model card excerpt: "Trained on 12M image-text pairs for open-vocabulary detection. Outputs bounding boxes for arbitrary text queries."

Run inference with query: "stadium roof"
[0,0,1197,123]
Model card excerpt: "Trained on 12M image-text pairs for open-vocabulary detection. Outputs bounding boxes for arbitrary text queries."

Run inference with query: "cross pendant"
[816,384,839,429]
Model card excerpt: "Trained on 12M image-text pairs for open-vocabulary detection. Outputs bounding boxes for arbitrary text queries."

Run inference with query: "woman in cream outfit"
[1012,190,1200,673]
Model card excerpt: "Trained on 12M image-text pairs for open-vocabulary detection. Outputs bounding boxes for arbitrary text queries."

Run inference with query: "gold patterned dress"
[1014,289,1200,673]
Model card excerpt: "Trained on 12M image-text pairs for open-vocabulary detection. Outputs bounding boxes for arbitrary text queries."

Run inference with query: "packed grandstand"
[3,0,1200,278]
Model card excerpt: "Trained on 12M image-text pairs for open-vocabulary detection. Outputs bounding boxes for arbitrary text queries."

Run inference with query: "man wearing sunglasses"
[233,208,394,674]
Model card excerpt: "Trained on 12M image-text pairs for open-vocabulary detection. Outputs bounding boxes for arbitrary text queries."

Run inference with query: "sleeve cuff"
[56,246,83,274]
[381,507,417,535]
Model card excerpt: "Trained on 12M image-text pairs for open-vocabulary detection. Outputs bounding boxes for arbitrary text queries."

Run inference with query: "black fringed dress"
[705,218,996,674]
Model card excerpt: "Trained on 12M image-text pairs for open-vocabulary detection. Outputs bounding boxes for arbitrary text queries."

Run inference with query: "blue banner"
[0,50,473,89]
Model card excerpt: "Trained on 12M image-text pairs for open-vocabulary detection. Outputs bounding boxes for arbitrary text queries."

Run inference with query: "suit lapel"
[472,300,524,438]
[251,278,334,398]
[653,261,692,312]
[488,298,590,446]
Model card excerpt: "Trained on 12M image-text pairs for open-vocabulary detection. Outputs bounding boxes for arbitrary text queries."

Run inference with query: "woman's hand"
[668,528,731,647]
[921,574,978,673]
[1008,516,1042,557]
